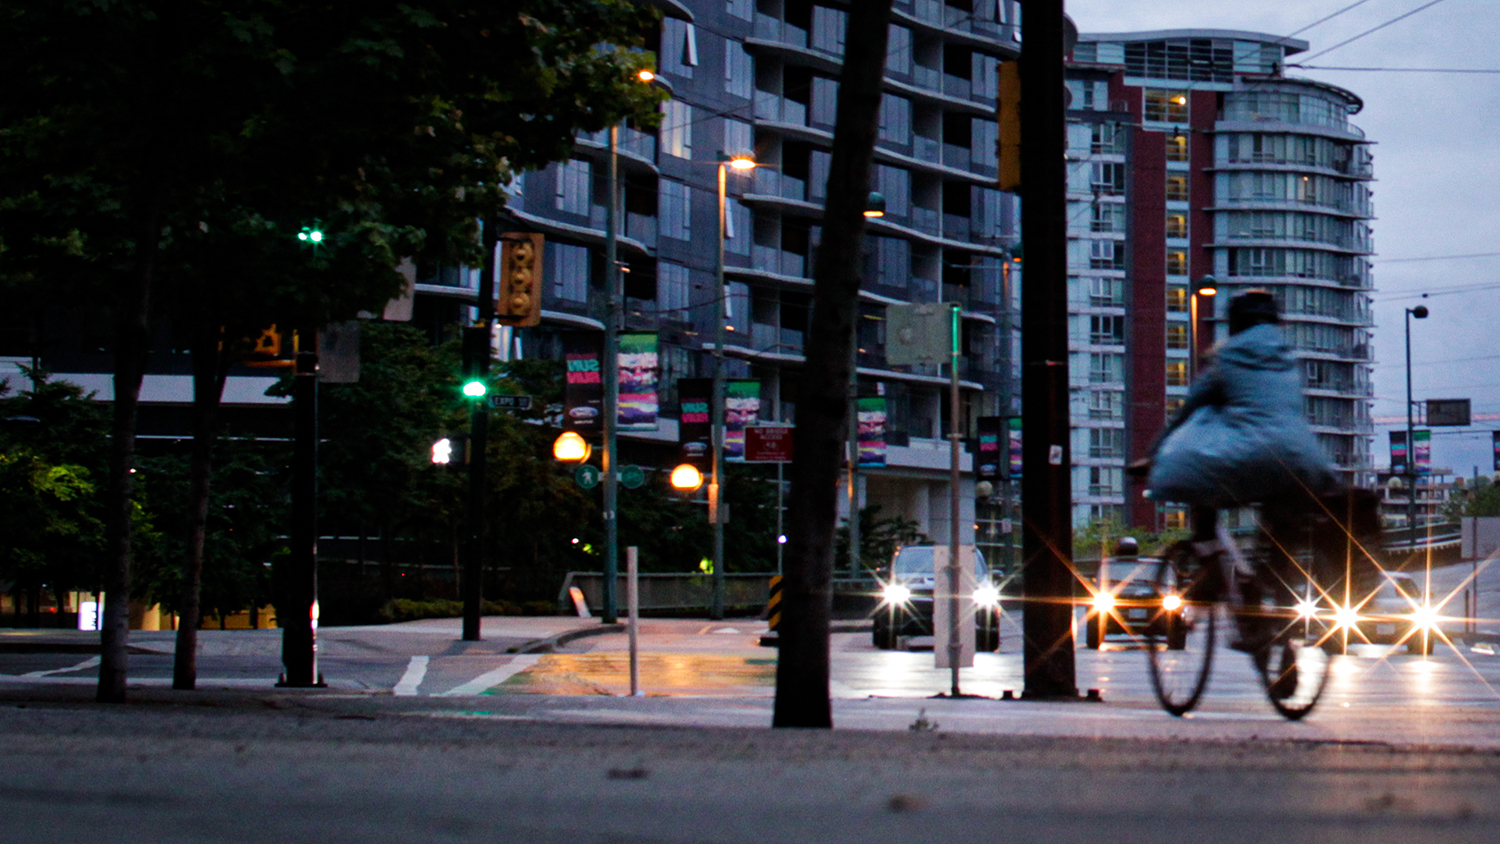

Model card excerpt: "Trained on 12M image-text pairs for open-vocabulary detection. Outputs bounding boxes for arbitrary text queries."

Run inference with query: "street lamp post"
[1406,304,1429,537]
[1189,275,1217,379]
[712,154,756,620]
[601,124,622,624]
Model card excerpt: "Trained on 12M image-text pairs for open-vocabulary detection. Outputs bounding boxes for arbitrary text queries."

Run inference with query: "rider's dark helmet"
[1228,289,1280,335]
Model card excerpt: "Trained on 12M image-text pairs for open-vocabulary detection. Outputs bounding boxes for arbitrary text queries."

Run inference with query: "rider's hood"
[1215,324,1294,373]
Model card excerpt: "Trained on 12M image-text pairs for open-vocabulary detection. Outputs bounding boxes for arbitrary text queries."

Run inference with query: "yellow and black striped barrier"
[759,575,783,647]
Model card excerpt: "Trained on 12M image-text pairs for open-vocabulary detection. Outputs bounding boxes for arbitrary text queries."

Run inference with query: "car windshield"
[892,546,988,580]
[1098,561,1153,583]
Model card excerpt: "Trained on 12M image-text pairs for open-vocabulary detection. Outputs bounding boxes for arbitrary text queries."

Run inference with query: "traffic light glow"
[462,380,487,398]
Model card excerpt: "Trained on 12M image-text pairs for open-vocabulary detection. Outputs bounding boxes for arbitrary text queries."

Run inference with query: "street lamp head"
[863,191,886,217]
[552,431,591,463]
[637,68,656,82]
[670,462,704,491]
[1411,305,1429,319]
[727,155,756,171]
[1196,275,1217,297]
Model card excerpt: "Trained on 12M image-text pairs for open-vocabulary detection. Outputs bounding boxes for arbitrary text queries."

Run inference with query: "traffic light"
[431,438,454,465]
[497,232,544,327]
[297,221,325,247]
[460,324,489,399]
[996,60,1021,192]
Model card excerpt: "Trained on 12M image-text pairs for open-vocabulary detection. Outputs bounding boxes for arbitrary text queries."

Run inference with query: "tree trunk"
[173,322,228,690]
[97,189,160,704]
[772,0,891,729]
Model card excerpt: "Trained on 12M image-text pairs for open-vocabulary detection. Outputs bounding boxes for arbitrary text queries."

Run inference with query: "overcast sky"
[1067,0,1500,477]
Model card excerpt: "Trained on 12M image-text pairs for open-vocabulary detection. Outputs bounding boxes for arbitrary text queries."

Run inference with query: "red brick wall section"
[1127,117,1167,529]
[1190,88,1219,355]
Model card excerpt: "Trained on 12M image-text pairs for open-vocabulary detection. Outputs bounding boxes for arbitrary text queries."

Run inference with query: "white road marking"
[23,656,99,678]
[436,655,542,696]
[393,656,429,697]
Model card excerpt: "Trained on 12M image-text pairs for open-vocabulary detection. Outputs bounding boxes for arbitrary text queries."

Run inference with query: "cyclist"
[1132,290,1341,677]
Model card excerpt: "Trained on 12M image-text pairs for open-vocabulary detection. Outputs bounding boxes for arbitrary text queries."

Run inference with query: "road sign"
[1427,399,1470,427]
[620,465,646,489]
[489,394,533,410]
[744,425,794,463]
[575,465,601,489]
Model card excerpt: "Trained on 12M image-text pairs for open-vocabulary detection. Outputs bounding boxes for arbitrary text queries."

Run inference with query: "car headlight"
[882,583,912,604]
[1091,591,1115,612]
[1161,594,1182,612]
[1294,599,1319,620]
[973,585,1001,607]
[1333,604,1360,630]
[1409,604,1439,631]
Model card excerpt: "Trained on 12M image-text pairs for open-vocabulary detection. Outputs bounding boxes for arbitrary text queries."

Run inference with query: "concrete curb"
[508,623,626,654]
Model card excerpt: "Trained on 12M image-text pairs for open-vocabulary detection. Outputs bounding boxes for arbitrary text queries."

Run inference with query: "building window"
[1166,250,1187,275]
[1144,89,1188,122]
[659,180,691,241]
[1166,213,1187,238]
[1166,324,1188,351]
[1089,277,1124,307]
[879,95,911,145]
[1091,162,1125,195]
[727,0,753,21]
[1166,132,1188,162]
[1165,397,1184,416]
[722,119,753,159]
[725,200,750,254]
[1089,240,1124,271]
[1091,203,1126,233]
[1089,466,1123,497]
[1165,174,1188,201]
[725,42,753,99]
[545,242,590,304]
[885,25,911,74]
[1164,506,1187,531]
[1167,285,1187,313]
[1088,390,1124,421]
[661,100,692,159]
[811,5,846,55]
[1089,352,1124,384]
[1089,314,1125,345]
[1091,122,1125,154]
[1166,360,1189,387]
[554,158,591,217]
[1089,427,1126,459]
[658,262,690,316]
[662,19,698,78]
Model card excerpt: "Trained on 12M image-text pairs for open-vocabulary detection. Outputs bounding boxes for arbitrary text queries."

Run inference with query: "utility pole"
[602,125,622,623]
[1019,0,1078,700]
[462,222,500,641]
[279,331,323,686]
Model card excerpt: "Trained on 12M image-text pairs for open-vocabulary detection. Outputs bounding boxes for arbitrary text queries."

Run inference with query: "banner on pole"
[725,380,761,461]
[562,333,603,434]
[1414,429,1432,475]
[678,377,712,464]
[976,417,1003,480]
[1390,430,1408,475]
[1008,417,1023,480]
[618,332,659,431]
[857,397,887,467]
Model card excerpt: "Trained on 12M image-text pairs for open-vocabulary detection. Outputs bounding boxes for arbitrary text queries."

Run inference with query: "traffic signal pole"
[279,333,323,687]
[1019,0,1079,700]
[462,222,500,641]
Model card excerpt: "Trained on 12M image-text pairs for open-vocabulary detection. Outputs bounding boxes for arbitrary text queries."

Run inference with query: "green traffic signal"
[462,379,487,399]
[297,222,324,244]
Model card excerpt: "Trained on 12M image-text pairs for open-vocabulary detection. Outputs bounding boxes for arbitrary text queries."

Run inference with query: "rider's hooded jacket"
[1145,323,1340,508]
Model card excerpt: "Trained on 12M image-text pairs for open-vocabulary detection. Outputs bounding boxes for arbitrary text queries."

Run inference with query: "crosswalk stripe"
[437,656,542,696]
[393,656,428,696]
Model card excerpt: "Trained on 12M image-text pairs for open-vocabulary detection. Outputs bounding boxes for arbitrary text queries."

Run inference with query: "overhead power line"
[1300,0,1451,63]
[1289,64,1500,73]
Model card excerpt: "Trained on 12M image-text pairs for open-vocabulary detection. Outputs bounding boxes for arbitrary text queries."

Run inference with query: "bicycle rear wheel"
[1147,544,1217,716]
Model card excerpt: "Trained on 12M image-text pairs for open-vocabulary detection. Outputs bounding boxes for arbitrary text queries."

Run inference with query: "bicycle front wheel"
[1147,545,1217,716]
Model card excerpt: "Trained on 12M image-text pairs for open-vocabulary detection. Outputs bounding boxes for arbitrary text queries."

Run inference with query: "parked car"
[1083,557,1186,649]
[1323,570,1439,655]
[871,546,1002,652]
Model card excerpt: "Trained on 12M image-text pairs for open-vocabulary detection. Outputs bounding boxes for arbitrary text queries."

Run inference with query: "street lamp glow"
[637,69,656,82]
[670,462,704,491]
[727,156,756,171]
[552,431,590,463]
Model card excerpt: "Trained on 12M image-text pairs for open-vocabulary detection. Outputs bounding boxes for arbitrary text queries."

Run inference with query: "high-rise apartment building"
[495,1,1024,558]
[1066,30,1375,530]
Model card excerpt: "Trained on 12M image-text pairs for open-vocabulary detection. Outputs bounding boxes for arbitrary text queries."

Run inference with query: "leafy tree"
[834,505,929,573]
[2,0,663,697]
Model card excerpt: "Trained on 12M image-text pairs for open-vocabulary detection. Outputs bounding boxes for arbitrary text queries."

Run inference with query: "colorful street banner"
[857,397,887,467]
[617,332,659,431]
[725,380,761,461]
[976,416,1003,480]
[1390,431,1408,475]
[1413,429,1431,475]
[678,378,712,464]
[1493,431,1500,473]
[562,332,603,434]
[1007,417,1023,480]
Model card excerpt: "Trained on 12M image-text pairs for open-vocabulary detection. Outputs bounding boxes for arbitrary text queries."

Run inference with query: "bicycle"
[1146,516,1334,721]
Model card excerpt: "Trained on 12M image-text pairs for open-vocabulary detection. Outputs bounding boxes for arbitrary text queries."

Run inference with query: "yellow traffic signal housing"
[244,324,296,369]
[497,232,544,327]
[996,60,1021,192]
